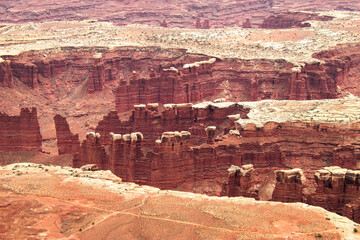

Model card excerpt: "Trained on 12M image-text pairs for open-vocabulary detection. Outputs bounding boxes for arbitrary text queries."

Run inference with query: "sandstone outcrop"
[226,164,256,197]
[308,167,360,220]
[195,18,202,29]
[242,18,252,28]
[202,20,210,29]
[79,114,360,196]
[0,45,353,107]
[0,60,13,88]
[97,101,250,147]
[108,132,145,183]
[205,126,216,144]
[314,43,360,98]
[160,19,168,28]
[73,132,108,170]
[80,164,99,171]
[0,108,42,152]
[260,12,333,29]
[53,114,80,155]
[271,168,305,202]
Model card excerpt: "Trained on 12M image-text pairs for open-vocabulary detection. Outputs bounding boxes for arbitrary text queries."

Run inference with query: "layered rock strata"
[0,60,13,88]
[73,132,108,170]
[308,167,360,222]
[78,108,360,195]
[271,168,306,202]
[1,45,354,109]
[53,114,80,155]
[96,102,250,147]
[225,164,256,198]
[0,108,42,152]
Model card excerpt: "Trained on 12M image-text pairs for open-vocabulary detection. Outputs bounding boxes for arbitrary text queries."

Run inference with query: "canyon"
[1,2,360,239]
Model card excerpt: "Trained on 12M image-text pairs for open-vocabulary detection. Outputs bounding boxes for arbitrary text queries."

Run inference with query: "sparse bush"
[315,234,322,238]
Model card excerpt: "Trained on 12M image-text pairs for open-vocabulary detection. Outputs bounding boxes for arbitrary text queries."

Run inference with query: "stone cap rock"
[315,166,360,187]
[183,58,216,69]
[117,132,143,143]
[176,103,193,108]
[205,126,216,132]
[163,103,176,109]
[163,67,179,72]
[275,168,305,184]
[214,98,226,103]
[80,164,98,171]
[86,132,101,139]
[161,131,191,143]
[109,132,122,140]
[134,104,146,109]
[147,103,159,108]
[228,164,253,177]
[229,129,240,136]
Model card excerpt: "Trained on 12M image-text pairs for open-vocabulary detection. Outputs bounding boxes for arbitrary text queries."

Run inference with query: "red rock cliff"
[96,102,250,147]
[54,114,80,155]
[0,108,42,152]
[0,60,13,88]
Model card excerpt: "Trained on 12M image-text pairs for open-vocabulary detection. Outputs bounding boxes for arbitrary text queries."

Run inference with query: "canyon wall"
[2,45,356,109]
[0,108,42,152]
[226,165,360,223]
[314,43,360,98]
[76,102,360,195]
[96,102,250,147]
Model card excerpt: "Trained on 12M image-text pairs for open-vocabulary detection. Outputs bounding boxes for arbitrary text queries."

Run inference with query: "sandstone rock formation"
[97,101,249,147]
[271,168,305,202]
[75,104,360,196]
[1,43,357,114]
[308,167,360,221]
[54,114,80,155]
[80,164,99,171]
[0,108,42,152]
[160,19,168,27]
[226,164,255,197]
[260,12,333,29]
[242,18,252,28]
[202,19,210,29]
[195,18,202,29]
[108,132,145,183]
[0,60,13,88]
[73,132,108,170]
[224,163,360,223]
[205,126,216,144]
